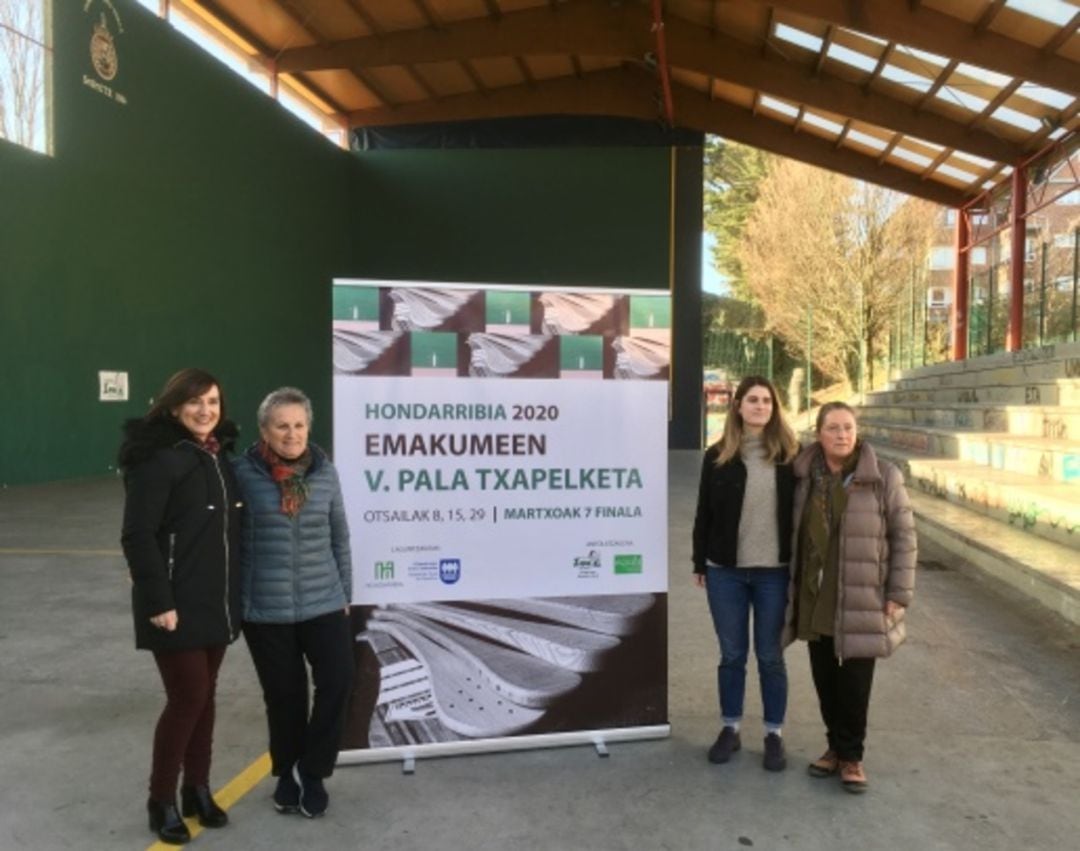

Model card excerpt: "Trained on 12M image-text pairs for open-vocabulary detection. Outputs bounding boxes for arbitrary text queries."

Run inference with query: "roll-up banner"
[333,280,670,763]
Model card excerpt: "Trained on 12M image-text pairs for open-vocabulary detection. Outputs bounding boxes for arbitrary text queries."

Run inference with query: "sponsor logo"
[573,550,601,568]
[614,554,643,575]
[374,560,395,580]
[439,558,462,585]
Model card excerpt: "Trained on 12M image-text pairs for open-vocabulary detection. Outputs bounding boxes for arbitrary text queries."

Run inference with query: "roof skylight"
[846,129,888,151]
[1017,85,1075,111]
[956,63,1012,89]
[935,87,989,113]
[1005,0,1077,26]
[773,23,823,53]
[953,150,998,170]
[879,63,934,92]
[936,163,981,183]
[892,146,934,168]
[802,112,846,134]
[895,45,949,68]
[826,42,878,73]
[759,95,800,118]
[991,106,1043,132]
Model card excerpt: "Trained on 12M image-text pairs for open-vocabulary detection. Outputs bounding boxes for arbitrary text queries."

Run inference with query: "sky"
[701,233,729,295]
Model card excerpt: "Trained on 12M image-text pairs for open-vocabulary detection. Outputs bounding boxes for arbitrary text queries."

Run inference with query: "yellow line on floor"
[145,753,271,851]
[0,547,123,556]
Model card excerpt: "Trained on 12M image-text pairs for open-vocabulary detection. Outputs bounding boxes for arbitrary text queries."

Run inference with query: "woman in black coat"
[119,368,243,845]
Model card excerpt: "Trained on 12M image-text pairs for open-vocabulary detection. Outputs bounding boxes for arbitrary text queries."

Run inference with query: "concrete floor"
[2,451,1079,851]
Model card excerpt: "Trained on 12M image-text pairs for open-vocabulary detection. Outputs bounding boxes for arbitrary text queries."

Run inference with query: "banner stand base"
[337,724,670,769]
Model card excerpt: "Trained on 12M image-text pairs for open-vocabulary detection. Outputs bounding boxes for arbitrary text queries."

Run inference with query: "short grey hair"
[257,387,314,429]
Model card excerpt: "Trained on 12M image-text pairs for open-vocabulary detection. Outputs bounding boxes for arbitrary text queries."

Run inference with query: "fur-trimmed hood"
[118,416,239,470]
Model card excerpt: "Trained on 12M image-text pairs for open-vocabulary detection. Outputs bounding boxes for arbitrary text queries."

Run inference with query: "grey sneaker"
[763,733,787,771]
[707,727,741,764]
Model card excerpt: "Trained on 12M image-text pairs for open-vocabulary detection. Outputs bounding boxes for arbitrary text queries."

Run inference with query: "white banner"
[335,376,667,603]
[333,279,670,755]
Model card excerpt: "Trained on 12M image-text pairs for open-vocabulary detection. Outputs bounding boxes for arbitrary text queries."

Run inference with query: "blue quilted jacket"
[233,443,352,623]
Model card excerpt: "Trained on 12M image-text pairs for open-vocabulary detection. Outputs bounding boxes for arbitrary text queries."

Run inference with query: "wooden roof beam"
[864,41,894,92]
[348,67,970,206]
[1042,11,1080,55]
[974,0,1007,35]
[280,4,1025,163]
[272,0,396,106]
[661,17,1023,163]
[914,58,959,112]
[277,0,638,73]
[186,0,348,114]
[814,25,834,76]
[758,0,1080,95]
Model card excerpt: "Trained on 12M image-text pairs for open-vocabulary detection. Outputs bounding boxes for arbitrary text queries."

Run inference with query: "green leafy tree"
[703,138,771,300]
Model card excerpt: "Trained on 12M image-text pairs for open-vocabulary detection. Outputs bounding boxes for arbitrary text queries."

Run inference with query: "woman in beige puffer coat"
[783,402,916,793]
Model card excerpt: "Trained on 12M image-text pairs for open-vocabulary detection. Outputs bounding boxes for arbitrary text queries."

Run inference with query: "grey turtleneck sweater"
[736,433,783,568]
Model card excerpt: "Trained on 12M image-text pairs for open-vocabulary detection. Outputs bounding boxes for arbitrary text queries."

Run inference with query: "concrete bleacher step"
[860,421,1080,484]
[912,490,1080,628]
[858,402,1080,440]
[865,378,1080,407]
[889,339,1080,391]
[873,444,1080,551]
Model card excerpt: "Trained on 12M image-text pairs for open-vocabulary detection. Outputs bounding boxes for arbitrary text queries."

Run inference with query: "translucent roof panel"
[802,112,846,135]
[759,95,800,118]
[826,43,879,73]
[953,150,998,170]
[1017,85,1075,111]
[1005,0,1078,26]
[991,106,1043,132]
[841,28,886,46]
[773,23,823,53]
[879,64,934,92]
[894,45,950,69]
[937,163,981,183]
[846,129,888,151]
[935,87,990,113]
[892,146,934,168]
[956,63,1012,89]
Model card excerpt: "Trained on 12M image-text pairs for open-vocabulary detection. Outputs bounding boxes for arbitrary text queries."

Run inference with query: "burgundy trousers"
[149,645,227,802]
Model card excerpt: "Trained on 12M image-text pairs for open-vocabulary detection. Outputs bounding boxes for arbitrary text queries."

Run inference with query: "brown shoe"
[807,749,839,778]
[839,760,869,793]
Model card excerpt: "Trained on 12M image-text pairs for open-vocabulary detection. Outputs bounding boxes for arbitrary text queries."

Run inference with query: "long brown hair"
[714,375,798,465]
[145,368,227,425]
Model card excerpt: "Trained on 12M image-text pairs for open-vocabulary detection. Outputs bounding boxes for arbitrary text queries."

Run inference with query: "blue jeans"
[705,565,789,728]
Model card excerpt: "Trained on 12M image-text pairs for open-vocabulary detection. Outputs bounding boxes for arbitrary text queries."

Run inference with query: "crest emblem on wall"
[90,15,118,81]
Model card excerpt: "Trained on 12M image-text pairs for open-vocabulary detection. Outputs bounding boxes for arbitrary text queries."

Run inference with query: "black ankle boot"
[147,798,191,845]
[180,784,229,828]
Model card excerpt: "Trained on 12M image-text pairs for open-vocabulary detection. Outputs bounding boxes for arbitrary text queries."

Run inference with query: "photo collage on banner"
[332,280,670,755]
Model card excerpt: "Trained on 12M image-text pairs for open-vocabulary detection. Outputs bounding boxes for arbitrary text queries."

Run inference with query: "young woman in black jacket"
[692,376,798,772]
[119,368,243,845]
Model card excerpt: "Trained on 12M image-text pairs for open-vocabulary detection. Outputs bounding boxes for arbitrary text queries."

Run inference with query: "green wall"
[351,147,670,289]
[0,0,674,486]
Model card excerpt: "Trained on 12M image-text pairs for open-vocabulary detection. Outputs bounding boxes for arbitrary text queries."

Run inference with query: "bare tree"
[738,159,936,390]
[0,0,44,151]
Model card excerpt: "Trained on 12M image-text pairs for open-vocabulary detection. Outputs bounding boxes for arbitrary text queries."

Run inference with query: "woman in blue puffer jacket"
[233,387,353,820]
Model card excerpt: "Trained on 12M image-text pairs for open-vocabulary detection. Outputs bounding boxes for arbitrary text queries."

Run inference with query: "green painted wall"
[0,1,673,486]
[351,147,670,289]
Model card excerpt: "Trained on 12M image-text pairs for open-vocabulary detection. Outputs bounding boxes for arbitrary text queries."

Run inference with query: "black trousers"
[807,636,876,762]
[243,610,354,779]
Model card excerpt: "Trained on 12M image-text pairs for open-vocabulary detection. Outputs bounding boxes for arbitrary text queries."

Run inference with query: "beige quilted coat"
[782,440,917,659]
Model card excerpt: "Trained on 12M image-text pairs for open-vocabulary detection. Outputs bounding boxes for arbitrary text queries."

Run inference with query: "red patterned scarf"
[259,441,312,517]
